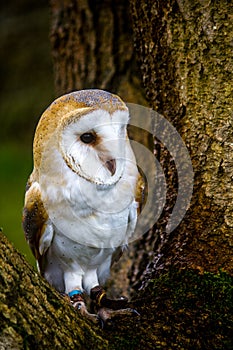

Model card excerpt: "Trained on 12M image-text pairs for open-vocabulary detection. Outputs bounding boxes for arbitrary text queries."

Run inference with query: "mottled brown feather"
[22,181,48,261]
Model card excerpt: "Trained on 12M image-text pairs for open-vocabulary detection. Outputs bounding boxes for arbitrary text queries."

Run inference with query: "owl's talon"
[97,315,105,329]
[72,300,99,323]
[77,302,82,310]
[132,308,140,316]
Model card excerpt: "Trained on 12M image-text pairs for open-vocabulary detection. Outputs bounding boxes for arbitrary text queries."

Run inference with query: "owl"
[23,89,142,323]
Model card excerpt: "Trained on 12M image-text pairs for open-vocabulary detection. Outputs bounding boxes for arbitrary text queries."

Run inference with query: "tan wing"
[22,180,50,265]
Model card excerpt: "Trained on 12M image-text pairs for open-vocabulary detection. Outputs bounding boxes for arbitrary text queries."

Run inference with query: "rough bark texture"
[50,0,147,105]
[129,0,233,290]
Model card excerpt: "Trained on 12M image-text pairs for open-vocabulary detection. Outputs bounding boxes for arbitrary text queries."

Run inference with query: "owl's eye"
[80,132,96,144]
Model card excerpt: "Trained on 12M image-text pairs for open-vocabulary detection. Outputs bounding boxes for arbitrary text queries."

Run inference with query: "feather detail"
[22,181,52,262]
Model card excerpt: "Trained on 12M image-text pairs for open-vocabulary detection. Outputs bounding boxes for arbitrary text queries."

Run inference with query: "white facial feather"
[59,109,129,185]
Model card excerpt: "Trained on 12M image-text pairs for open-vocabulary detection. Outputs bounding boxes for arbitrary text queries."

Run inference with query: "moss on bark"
[107,269,233,349]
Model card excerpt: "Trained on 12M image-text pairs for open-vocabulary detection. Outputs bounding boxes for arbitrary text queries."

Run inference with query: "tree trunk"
[49,0,146,105]
[129,0,233,289]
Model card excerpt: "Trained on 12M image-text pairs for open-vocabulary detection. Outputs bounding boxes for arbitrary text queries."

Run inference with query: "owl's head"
[34,90,131,186]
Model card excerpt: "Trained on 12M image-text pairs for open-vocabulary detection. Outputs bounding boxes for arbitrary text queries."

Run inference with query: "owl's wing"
[22,180,54,268]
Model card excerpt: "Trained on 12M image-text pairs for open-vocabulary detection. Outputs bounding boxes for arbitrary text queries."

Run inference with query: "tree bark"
[49,0,147,105]
[129,0,233,289]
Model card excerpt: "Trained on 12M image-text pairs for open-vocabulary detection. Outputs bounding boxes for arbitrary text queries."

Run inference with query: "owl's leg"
[64,271,98,323]
[82,268,99,295]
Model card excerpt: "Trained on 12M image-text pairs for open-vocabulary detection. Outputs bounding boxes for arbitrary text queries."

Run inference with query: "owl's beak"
[105,159,116,176]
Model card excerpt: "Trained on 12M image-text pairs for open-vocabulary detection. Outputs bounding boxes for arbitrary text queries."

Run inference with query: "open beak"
[105,159,116,176]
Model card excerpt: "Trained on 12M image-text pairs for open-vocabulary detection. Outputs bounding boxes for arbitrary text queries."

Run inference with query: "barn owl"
[23,89,142,323]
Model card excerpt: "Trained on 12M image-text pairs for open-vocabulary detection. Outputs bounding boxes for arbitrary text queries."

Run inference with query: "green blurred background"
[0,0,55,264]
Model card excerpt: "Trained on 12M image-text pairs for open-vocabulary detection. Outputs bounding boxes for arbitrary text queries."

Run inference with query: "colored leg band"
[68,289,82,298]
[97,291,106,307]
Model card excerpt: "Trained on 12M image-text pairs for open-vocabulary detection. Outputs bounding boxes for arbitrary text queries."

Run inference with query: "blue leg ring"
[68,289,83,298]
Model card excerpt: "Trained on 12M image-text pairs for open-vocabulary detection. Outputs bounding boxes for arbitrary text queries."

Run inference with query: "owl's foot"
[68,290,98,323]
[90,285,140,327]
[67,287,139,327]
